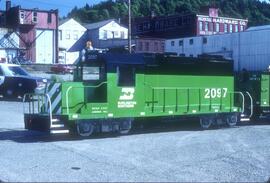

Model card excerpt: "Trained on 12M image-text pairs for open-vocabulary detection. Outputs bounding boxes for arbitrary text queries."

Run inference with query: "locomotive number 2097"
[204,88,228,99]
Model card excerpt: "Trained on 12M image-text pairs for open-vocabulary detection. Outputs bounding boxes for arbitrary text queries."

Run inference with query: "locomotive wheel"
[226,114,238,127]
[76,121,94,137]
[200,117,214,129]
[119,118,133,135]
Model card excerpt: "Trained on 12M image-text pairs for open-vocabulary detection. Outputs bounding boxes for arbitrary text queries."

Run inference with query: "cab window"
[117,66,136,87]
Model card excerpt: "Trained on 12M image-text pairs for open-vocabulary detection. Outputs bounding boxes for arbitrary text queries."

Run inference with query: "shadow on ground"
[0,119,202,143]
[0,97,22,102]
[0,118,269,143]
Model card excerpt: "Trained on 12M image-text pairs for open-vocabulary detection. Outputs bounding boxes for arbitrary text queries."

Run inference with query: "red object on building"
[131,8,248,39]
[3,0,58,63]
[132,8,248,54]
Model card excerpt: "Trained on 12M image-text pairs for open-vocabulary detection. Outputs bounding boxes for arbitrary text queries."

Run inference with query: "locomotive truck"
[23,51,268,137]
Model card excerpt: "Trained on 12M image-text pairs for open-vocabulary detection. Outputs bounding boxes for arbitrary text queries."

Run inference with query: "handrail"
[245,91,254,118]
[145,85,245,114]
[65,82,107,115]
[231,91,245,114]
[23,93,53,128]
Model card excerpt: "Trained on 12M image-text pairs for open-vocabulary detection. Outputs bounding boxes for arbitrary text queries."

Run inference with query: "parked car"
[0,63,47,98]
[50,64,73,74]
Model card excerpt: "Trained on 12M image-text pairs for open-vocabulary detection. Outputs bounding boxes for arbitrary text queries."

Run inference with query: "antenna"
[128,0,131,53]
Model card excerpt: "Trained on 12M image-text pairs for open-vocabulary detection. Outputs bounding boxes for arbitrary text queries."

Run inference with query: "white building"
[165,25,270,71]
[0,28,19,63]
[84,19,128,49]
[58,18,86,64]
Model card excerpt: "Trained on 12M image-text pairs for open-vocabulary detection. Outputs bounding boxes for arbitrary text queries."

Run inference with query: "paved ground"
[0,100,270,182]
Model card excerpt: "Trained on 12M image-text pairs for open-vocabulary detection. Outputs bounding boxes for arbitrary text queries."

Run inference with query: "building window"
[154,42,158,51]
[205,22,209,32]
[199,21,203,31]
[114,31,119,38]
[117,66,136,87]
[177,18,183,26]
[47,12,52,23]
[189,39,193,45]
[179,40,183,46]
[224,24,228,33]
[121,31,125,39]
[235,25,238,32]
[171,41,175,47]
[73,30,79,40]
[216,23,220,32]
[145,42,149,51]
[20,10,25,19]
[240,25,244,31]
[203,37,207,44]
[103,30,107,39]
[209,23,213,32]
[161,42,165,51]
[66,30,71,39]
[138,42,143,51]
[32,11,38,23]
[229,24,233,33]
[59,30,62,41]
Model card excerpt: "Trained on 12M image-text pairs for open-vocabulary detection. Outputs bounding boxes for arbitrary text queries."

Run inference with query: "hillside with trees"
[66,0,270,26]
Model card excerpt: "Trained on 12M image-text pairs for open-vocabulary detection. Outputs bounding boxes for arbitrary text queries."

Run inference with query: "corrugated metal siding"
[165,28,270,71]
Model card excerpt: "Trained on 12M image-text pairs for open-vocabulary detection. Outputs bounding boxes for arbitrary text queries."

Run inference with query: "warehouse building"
[133,7,248,54]
[165,25,270,71]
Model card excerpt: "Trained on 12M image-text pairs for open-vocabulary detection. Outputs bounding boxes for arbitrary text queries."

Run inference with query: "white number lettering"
[222,88,228,98]
[204,89,210,99]
[204,88,228,99]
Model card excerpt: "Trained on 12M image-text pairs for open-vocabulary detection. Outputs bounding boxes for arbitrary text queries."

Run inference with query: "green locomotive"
[23,51,267,136]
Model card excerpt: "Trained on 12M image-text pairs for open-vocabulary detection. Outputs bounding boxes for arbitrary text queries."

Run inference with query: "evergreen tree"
[66,0,270,26]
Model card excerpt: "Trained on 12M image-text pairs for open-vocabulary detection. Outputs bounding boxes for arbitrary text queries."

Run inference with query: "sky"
[0,0,269,17]
[0,0,104,17]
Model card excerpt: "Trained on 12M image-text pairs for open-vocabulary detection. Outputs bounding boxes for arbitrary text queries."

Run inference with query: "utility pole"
[128,0,132,53]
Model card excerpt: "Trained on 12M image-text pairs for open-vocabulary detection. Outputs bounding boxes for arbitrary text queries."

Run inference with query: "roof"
[68,33,88,52]
[100,53,145,65]
[84,19,116,30]
[59,18,70,26]
[246,25,270,31]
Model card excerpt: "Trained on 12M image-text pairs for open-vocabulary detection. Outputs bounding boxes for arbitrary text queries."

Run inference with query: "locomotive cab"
[74,50,107,103]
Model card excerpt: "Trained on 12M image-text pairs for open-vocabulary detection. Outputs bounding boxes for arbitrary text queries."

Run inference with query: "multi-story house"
[84,19,128,49]
[58,18,86,64]
[4,0,58,64]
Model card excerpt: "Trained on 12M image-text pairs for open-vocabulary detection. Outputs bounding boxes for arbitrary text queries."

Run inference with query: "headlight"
[36,81,46,89]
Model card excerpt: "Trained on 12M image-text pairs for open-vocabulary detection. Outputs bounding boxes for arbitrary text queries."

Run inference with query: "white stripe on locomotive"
[45,83,62,114]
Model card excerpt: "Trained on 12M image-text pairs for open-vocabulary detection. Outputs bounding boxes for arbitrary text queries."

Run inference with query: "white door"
[36,30,54,64]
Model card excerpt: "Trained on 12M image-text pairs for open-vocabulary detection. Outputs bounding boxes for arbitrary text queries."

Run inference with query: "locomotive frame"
[23,52,260,137]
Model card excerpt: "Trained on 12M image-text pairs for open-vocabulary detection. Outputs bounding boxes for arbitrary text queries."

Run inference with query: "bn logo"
[119,88,135,100]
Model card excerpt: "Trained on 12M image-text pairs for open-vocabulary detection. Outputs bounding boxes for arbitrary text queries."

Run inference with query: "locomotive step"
[240,118,250,122]
[51,118,66,128]
[50,129,69,134]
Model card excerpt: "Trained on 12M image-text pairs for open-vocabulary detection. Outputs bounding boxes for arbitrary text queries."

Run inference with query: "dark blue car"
[0,63,47,98]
